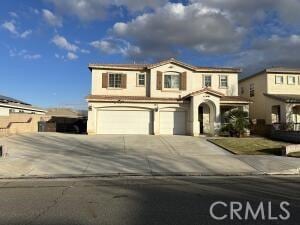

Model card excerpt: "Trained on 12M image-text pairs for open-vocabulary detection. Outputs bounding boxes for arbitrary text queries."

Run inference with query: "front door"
[199,106,204,134]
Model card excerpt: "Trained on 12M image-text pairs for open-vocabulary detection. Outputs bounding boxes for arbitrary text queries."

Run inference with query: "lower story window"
[164,74,180,89]
[109,74,122,88]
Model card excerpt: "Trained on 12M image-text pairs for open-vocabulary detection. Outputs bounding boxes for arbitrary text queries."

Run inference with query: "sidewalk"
[0,154,299,179]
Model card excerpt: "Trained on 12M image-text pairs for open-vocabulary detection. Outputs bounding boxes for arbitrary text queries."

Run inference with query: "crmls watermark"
[209,201,290,221]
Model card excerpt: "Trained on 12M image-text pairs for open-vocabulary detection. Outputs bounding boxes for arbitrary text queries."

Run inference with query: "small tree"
[221,109,250,137]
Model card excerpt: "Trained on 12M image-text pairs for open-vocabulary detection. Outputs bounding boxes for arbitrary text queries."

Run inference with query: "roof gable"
[182,88,225,99]
[147,58,196,71]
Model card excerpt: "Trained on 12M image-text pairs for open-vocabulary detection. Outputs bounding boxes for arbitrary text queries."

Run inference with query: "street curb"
[0,171,299,180]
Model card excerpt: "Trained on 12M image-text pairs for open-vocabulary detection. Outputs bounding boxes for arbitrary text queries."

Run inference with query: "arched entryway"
[198,101,216,134]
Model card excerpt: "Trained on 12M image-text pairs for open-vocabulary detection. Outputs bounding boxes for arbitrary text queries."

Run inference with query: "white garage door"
[160,111,186,135]
[97,110,152,134]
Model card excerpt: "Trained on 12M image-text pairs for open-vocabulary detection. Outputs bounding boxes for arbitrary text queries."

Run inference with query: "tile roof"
[220,96,252,102]
[264,93,300,103]
[87,93,251,104]
[89,58,241,73]
[86,95,183,102]
[240,67,300,82]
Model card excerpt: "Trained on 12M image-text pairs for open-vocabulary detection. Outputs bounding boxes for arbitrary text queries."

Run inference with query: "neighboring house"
[239,68,300,131]
[0,95,47,136]
[41,108,87,133]
[0,95,46,116]
[87,58,250,136]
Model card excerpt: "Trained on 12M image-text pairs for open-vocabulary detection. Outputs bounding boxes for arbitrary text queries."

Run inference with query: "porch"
[269,96,300,131]
[186,90,251,136]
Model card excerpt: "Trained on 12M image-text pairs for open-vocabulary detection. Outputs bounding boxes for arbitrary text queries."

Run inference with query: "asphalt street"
[0,176,299,225]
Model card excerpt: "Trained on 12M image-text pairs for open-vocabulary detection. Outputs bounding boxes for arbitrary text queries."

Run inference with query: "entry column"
[153,108,160,135]
[191,97,200,136]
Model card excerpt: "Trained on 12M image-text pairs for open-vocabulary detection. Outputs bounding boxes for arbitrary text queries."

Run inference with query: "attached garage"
[159,111,186,135]
[97,109,153,134]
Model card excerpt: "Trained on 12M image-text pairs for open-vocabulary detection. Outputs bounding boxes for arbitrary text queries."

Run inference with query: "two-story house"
[239,68,300,130]
[87,58,250,136]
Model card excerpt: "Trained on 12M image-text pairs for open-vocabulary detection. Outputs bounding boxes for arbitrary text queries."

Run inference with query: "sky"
[1,0,300,109]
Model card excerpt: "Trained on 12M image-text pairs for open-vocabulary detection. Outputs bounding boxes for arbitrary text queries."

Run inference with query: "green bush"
[221,109,250,137]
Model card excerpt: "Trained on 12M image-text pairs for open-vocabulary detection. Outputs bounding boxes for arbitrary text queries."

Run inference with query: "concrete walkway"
[0,133,299,178]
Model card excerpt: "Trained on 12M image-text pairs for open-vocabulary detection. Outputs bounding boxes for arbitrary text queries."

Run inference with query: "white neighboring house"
[87,58,251,136]
[0,95,46,116]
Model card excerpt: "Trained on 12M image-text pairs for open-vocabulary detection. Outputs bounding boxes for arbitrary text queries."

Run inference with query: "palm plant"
[221,109,250,137]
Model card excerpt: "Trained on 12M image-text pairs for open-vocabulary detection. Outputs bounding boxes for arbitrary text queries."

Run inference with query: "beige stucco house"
[87,58,250,136]
[239,68,300,130]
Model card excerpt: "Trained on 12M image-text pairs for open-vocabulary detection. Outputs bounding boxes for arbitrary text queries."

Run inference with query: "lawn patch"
[208,137,288,155]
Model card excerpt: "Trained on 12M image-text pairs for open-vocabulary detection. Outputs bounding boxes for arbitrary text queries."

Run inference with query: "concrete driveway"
[0,133,299,178]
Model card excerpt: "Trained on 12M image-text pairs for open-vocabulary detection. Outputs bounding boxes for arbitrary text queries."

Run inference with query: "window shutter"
[157,71,162,90]
[121,74,127,88]
[102,73,108,88]
[180,72,187,90]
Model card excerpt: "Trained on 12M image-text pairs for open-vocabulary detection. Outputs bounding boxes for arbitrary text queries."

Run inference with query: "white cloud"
[191,0,300,26]
[42,9,63,27]
[52,34,78,52]
[80,49,90,54]
[9,48,41,60]
[111,2,244,59]
[47,0,168,21]
[20,30,32,38]
[2,20,18,35]
[23,54,41,60]
[1,20,32,38]
[67,52,78,60]
[54,53,65,60]
[90,38,141,57]
[232,34,300,75]
[9,12,18,18]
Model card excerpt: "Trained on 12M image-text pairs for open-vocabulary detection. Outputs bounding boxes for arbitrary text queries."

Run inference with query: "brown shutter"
[102,73,108,88]
[121,74,127,88]
[180,72,187,90]
[157,71,162,90]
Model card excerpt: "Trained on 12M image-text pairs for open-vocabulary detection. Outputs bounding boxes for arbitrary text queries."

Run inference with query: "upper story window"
[219,75,228,88]
[287,76,296,85]
[137,73,145,86]
[109,73,122,88]
[250,83,255,97]
[240,87,244,94]
[164,73,180,89]
[275,75,284,84]
[204,75,212,87]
